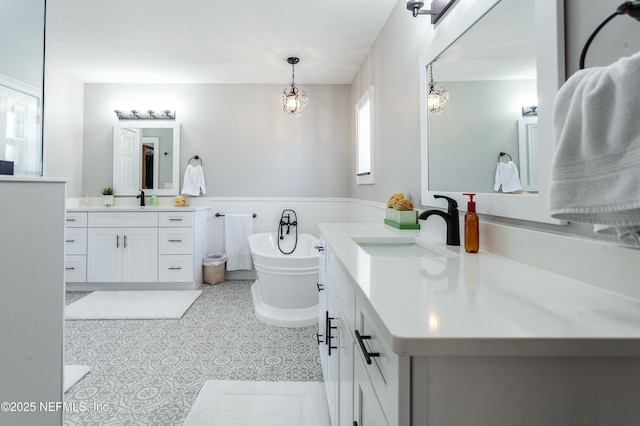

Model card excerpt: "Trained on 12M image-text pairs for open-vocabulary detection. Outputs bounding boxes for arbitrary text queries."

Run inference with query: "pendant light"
[281,57,308,117]
[427,62,448,114]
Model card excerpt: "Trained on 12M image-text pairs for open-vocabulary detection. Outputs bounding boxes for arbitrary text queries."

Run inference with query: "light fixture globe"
[427,62,448,114]
[281,57,308,117]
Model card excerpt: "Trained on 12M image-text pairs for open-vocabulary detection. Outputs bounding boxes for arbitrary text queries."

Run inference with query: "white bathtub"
[248,232,320,327]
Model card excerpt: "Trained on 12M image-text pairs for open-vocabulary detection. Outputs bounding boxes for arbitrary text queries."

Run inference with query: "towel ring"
[189,155,203,166]
[579,1,640,69]
[498,152,512,162]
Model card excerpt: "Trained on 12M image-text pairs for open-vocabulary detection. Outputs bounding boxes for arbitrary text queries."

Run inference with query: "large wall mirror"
[0,0,45,177]
[113,121,180,196]
[419,0,565,224]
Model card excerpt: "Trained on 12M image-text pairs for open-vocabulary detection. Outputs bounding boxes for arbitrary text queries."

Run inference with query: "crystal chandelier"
[427,62,448,114]
[281,57,308,117]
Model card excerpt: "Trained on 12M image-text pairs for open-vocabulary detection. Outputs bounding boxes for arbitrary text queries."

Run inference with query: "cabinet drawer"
[65,212,87,227]
[158,255,194,282]
[158,228,193,254]
[159,212,193,227]
[88,212,158,227]
[65,255,87,282]
[65,228,87,255]
[355,298,404,423]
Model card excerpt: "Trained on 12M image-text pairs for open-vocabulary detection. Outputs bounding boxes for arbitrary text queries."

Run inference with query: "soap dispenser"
[463,193,479,253]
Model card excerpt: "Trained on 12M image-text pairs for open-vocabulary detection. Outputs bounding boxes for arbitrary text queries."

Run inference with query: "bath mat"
[183,381,330,426]
[64,365,90,393]
[65,290,202,320]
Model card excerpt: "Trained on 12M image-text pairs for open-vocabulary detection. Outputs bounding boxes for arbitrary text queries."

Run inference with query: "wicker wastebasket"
[203,253,227,285]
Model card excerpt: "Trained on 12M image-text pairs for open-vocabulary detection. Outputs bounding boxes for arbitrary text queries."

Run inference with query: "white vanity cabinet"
[67,208,208,290]
[318,230,409,426]
[86,212,158,282]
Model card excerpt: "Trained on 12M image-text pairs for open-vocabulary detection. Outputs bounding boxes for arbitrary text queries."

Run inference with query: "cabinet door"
[325,292,340,426]
[354,354,389,426]
[338,318,354,426]
[122,228,158,282]
[87,228,122,282]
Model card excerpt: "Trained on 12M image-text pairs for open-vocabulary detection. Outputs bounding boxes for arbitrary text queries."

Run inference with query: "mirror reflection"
[427,0,537,194]
[113,121,180,196]
[0,0,45,176]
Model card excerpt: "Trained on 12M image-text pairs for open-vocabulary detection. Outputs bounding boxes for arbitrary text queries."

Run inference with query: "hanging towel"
[549,51,640,247]
[224,214,254,271]
[181,164,206,196]
[494,161,523,193]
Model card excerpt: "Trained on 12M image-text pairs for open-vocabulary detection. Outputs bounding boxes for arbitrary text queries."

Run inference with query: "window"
[356,86,374,185]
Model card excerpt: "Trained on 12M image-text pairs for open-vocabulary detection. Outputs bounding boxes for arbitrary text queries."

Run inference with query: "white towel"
[494,161,523,193]
[224,214,254,271]
[181,164,206,196]
[549,51,640,247]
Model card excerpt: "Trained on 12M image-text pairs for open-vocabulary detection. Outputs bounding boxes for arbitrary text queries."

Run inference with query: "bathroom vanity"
[317,222,640,426]
[65,207,209,290]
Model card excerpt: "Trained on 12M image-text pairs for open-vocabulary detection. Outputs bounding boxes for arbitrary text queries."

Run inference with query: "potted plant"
[101,187,114,207]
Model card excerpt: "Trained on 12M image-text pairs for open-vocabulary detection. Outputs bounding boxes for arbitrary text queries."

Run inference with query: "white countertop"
[317,222,640,357]
[67,205,210,212]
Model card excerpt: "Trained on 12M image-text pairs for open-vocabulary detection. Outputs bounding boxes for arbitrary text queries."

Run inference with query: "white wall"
[81,83,350,198]
[42,70,84,196]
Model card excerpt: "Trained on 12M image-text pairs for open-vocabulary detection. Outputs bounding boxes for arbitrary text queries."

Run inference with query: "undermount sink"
[352,237,458,258]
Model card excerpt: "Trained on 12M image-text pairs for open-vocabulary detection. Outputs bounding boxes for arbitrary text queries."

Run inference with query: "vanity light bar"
[114,109,176,120]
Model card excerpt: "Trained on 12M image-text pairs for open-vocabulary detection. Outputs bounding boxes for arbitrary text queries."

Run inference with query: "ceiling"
[45,0,398,85]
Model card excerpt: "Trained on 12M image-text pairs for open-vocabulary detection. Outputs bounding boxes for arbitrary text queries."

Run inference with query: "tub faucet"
[418,195,460,246]
[137,189,145,207]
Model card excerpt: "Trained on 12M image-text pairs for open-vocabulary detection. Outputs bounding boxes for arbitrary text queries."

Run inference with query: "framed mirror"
[0,0,45,177]
[113,120,180,196]
[419,0,565,224]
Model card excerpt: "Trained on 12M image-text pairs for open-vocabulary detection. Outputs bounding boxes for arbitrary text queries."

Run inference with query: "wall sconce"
[427,62,448,114]
[280,57,308,117]
[521,105,538,116]
[114,110,176,120]
[406,0,456,24]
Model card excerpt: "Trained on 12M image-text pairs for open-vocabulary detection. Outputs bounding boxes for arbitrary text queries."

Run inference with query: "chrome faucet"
[137,189,145,207]
[418,195,460,246]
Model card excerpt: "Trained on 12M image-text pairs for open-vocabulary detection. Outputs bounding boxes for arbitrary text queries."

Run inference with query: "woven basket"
[203,262,225,285]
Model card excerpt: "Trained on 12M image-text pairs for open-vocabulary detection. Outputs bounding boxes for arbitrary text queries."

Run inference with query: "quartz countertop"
[317,222,640,357]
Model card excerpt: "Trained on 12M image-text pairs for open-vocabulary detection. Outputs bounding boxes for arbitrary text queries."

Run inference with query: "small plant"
[101,187,114,196]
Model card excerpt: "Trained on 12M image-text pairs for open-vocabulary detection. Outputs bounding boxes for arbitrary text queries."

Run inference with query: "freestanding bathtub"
[248,232,320,327]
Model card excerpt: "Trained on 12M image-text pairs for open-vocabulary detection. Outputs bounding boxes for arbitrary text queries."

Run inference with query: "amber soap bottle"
[463,193,479,253]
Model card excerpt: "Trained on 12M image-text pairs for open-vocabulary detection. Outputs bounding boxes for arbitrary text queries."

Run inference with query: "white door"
[115,127,140,193]
[87,228,123,282]
[122,227,158,282]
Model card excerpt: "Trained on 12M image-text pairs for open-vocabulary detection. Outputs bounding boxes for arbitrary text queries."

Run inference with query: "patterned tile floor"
[63,281,322,425]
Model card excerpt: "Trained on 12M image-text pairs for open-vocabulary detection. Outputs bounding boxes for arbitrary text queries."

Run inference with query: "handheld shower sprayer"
[277,209,298,254]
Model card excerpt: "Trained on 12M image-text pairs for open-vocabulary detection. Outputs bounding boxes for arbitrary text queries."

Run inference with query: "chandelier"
[281,57,308,117]
[427,62,448,114]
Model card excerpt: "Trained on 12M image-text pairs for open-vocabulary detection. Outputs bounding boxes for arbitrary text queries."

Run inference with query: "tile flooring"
[63,281,322,425]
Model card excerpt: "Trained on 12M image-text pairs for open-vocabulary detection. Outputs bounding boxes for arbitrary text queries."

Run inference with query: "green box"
[386,208,418,224]
[384,219,421,229]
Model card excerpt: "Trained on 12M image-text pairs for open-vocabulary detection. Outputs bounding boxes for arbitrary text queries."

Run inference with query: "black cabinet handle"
[65,239,75,243]
[326,312,337,356]
[317,282,324,292]
[315,245,325,252]
[168,267,182,270]
[315,333,324,345]
[116,235,120,248]
[355,330,380,365]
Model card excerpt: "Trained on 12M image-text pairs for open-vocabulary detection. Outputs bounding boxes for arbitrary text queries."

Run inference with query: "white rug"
[64,365,90,393]
[65,290,202,320]
[183,381,330,426]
